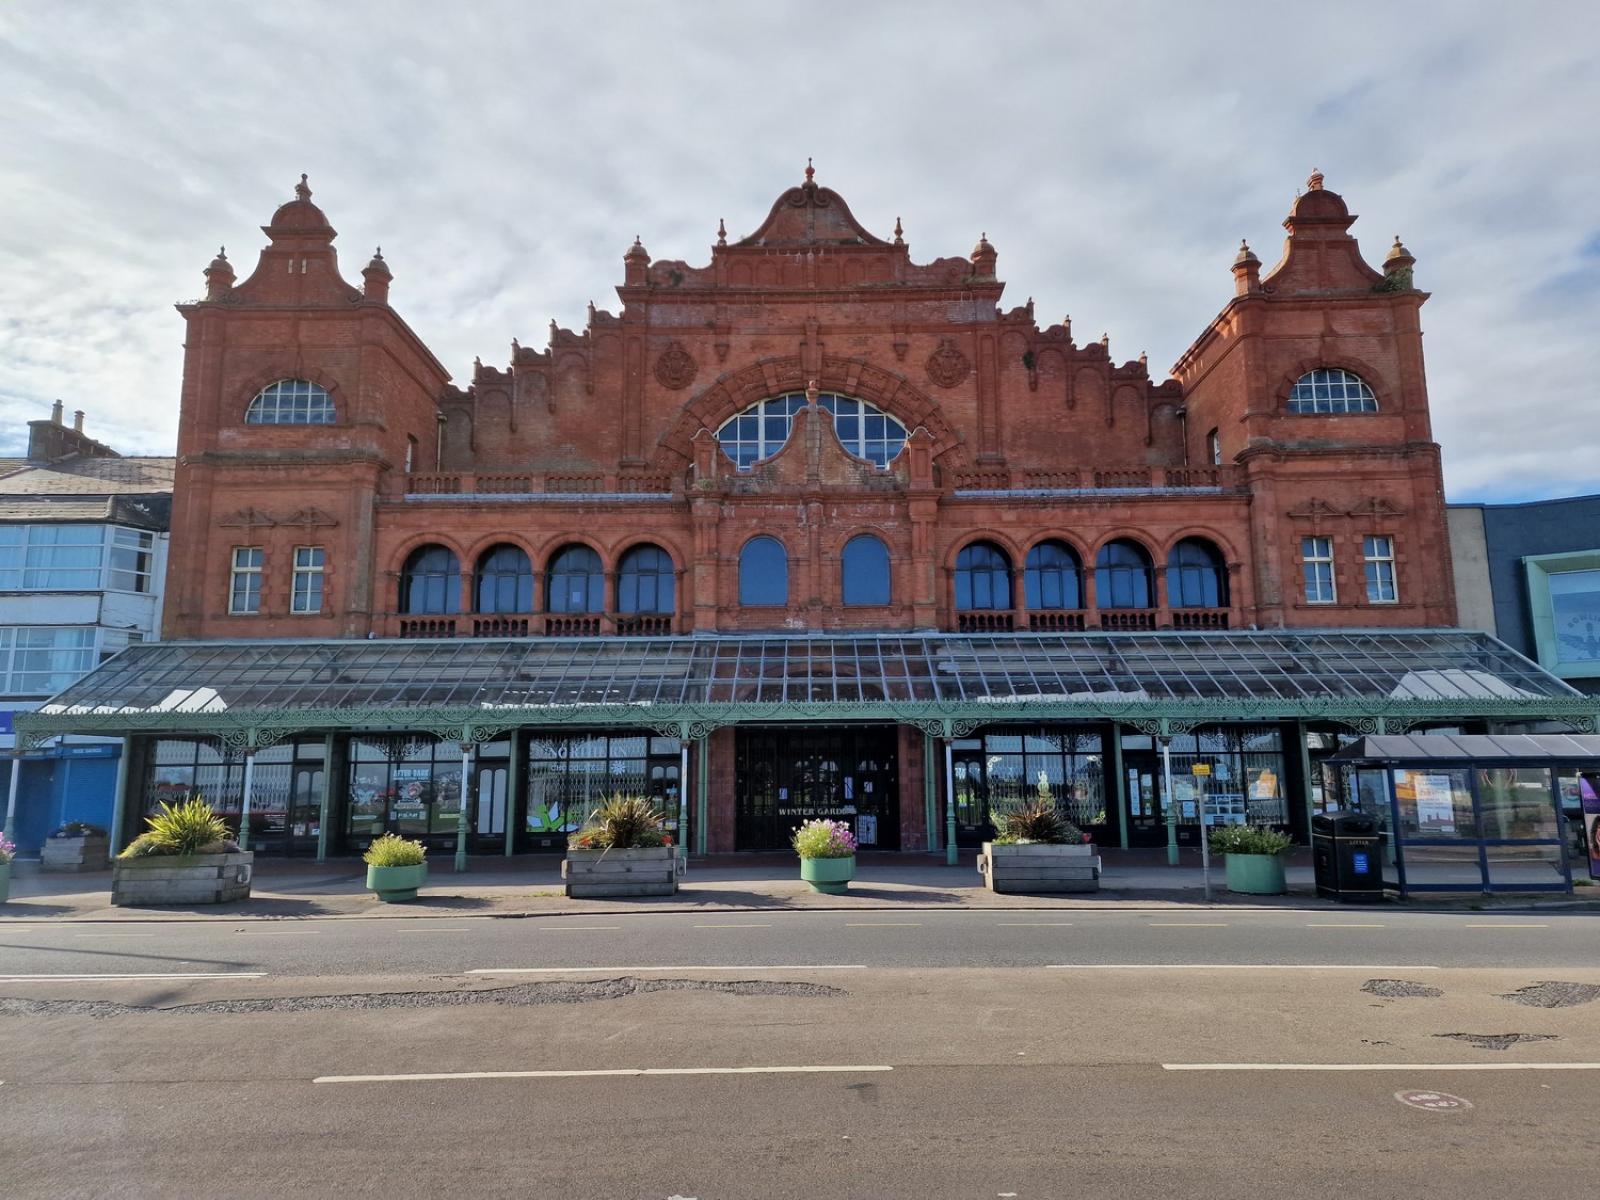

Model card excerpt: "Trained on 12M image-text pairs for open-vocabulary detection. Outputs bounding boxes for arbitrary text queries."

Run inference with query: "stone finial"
[804,156,814,183]
[1234,238,1260,267]
[361,246,392,302]
[1099,332,1110,350]
[204,245,235,299]
[295,173,312,200]
[1384,234,1416,270]
[717,217,727,247]
[625,235,649,260]
[1232,237,1262,296]
[1139,350,1148,368]
[893,216,903,245]
[1307,168,1325,192]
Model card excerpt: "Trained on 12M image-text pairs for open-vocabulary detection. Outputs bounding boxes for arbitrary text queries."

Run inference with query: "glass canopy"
[19,630,1592,746]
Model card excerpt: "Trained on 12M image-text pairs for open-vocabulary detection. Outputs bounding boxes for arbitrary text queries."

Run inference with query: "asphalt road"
[4,913,1600,1198]
[2,907,1598,977]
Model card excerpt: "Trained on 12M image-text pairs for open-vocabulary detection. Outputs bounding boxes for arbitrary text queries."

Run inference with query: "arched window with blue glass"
[1166,538,1228,609]
[618,544,675,614]
[1024,540,1082,610]
[955,541,1013,611]
[473,543,533,613]
[246,378,336,425]
[400,544,461,615]
[841,534,891,606]
[545,544,603,613]
[1094,539,1154,609]
[739,536,788,606]
[1286,368,1377,414]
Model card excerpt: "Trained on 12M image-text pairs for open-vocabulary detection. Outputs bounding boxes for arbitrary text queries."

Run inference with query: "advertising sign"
[1582,776,1600,881]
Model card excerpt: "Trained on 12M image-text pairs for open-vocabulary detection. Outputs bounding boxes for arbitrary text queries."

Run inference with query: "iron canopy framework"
[15,629,1596,750]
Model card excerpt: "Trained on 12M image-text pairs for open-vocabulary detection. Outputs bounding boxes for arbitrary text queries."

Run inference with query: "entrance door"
[1123,751,1165,847]
[474,762,508,848]
[734,727,899,851]
[952,751,992,847]
[286,765,324,856]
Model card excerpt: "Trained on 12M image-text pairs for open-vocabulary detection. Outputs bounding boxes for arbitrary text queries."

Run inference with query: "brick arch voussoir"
[944,530,1025,572]
[1087,529,1158,566]
[460,533,538,574]
[387,533,470,579]
[1159,526,1239,564]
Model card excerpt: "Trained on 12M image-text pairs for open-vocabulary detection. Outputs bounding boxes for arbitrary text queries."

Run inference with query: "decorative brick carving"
[654,342,698,390]
[925,338,970,388]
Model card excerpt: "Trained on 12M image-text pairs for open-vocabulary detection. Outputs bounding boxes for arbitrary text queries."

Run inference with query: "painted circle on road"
[1395,1089,1473,1112]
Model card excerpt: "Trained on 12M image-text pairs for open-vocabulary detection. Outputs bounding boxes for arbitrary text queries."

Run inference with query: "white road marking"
[314,1064,894,1084]
[1047,964,1440,971]
[0,972,268,982]
[1164,1062,1600,1072]
[468,965,868,974]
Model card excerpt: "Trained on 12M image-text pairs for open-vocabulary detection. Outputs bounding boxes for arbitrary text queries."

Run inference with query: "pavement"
[2,847,1595,921]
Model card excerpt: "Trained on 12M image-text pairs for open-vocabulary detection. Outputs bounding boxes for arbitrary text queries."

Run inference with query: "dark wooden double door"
[735,726,899,851]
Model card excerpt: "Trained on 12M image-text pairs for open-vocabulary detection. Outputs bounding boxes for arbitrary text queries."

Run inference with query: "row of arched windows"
[955,537,1228,611]
[401,543,676,616]
[401,535,1228,617]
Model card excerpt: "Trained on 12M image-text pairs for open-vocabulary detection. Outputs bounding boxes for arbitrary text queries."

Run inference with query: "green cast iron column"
[455,741,473,873]
[108,736,132,855]
[923,731,937,853]
[315,733,334,863]
[1296,720,1316,839]
[1110,724,1129,850]
[695,735,709,855]
[504,729,521,857]
[943,729,957,867]
[1160,722,1179,867]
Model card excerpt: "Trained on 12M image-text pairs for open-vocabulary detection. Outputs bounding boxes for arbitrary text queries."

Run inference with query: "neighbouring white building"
[0,403,173,854]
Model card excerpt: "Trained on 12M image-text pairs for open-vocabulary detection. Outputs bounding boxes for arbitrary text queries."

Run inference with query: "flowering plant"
[0,832,16,864]
[791,818,857,860]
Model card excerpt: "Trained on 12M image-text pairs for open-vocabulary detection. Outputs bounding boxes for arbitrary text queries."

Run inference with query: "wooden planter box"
[41,834,110,873]
[978,842,1101,894]
[111,851,254,906]
[562,846,678,898]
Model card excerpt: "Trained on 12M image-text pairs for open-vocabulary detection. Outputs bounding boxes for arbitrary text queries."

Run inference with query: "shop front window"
[524,732,683,845]
[345,737,464,846]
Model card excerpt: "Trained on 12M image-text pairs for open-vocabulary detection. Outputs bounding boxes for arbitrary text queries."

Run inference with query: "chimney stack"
[73,410,84,433]
[50,400,64,425]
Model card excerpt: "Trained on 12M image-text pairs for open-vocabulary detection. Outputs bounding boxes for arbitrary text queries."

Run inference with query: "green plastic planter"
[1224,852,1287,895]
[366,862,427,902]
[0,861,10,904]
[800,855,856,895]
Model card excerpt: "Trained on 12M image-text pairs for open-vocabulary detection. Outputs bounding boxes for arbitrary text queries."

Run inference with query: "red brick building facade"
[143,167,1463,856]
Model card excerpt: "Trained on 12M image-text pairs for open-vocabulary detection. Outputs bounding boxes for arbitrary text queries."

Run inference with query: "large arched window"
[841,534,891,606]
[545,545,603,613]
[1094,540,1154,609]
[1287,368,1377,414]
[474,544,533,613]
[400,545,460,615]
[739,537,788,606]
[1025,540,1082,610]
[1167,539,1229,608]
[955,542,1013,611]
[716,393,908,469]
[617,544,675,614]
[246,379,336,424]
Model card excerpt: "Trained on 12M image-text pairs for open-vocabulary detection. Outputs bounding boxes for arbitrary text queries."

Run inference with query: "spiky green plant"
[118,796,230,858]
[568,794,669,850]
[990,772,1085,845]
[363,833,427,867]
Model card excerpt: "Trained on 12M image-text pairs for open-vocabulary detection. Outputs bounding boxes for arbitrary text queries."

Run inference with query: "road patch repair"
[1499,981,1600,1008]
[0,977,846,1018]
[1433,1032,1560,1051]
[1361,979,1445,998]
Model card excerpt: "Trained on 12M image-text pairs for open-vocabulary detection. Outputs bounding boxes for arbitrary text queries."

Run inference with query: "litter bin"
[1311,812,1385,903]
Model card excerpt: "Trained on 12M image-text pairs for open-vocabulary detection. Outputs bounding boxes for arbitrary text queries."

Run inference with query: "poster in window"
[1414,774,1457,831]
[857,813,877,846]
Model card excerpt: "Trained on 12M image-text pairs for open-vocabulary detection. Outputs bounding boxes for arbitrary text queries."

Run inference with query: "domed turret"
[624,235,650,286]
[970,232,997,279]
[362,247,392,303]
[1232,238,1261,295]
[203,245,235,300]
[263,174,336,242]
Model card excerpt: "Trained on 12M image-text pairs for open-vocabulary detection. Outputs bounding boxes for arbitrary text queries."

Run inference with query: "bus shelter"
[1329,733,1600,895]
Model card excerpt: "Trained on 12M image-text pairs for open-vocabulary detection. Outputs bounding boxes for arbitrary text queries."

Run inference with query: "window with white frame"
[0,627,99,696]
[1287,368,1378,414]
[1207,428,1222,466]
[1363,535,1398,602]
[715,393,908,470]
[291,546,325,614]
[230,547,264,614]
[0,524,157,593]
[1301,536,1337,604]
[245,379,336,424]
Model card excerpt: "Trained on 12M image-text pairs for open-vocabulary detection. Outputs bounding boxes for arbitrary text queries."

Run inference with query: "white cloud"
[0,0,1595,501]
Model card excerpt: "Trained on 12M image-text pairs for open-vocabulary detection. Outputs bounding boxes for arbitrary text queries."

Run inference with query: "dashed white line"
[1164,1062,1600,1072]
[1047,964,1440,971]
[315,1064,894,1084]
[0,972,269,982]
[468,965,868,975]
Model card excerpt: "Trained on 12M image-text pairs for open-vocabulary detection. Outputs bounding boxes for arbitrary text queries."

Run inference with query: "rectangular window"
[1207,429,1222,466]
[230,547,263,614]
[1363,535,1398,603]
[291,546,325,614]
[1301,537,1336,604]
[0,626,99,695]
[107,528,155,592]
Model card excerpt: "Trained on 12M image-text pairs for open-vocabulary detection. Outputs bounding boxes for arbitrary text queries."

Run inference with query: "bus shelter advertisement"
[1584,779,1600,881]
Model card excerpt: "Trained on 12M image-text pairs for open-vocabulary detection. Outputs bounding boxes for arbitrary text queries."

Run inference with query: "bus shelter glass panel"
[1477,767,1567,890]
[1391,767,1482,889]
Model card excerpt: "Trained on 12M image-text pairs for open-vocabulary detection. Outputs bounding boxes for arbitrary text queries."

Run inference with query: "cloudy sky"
[1,1,1595,501]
